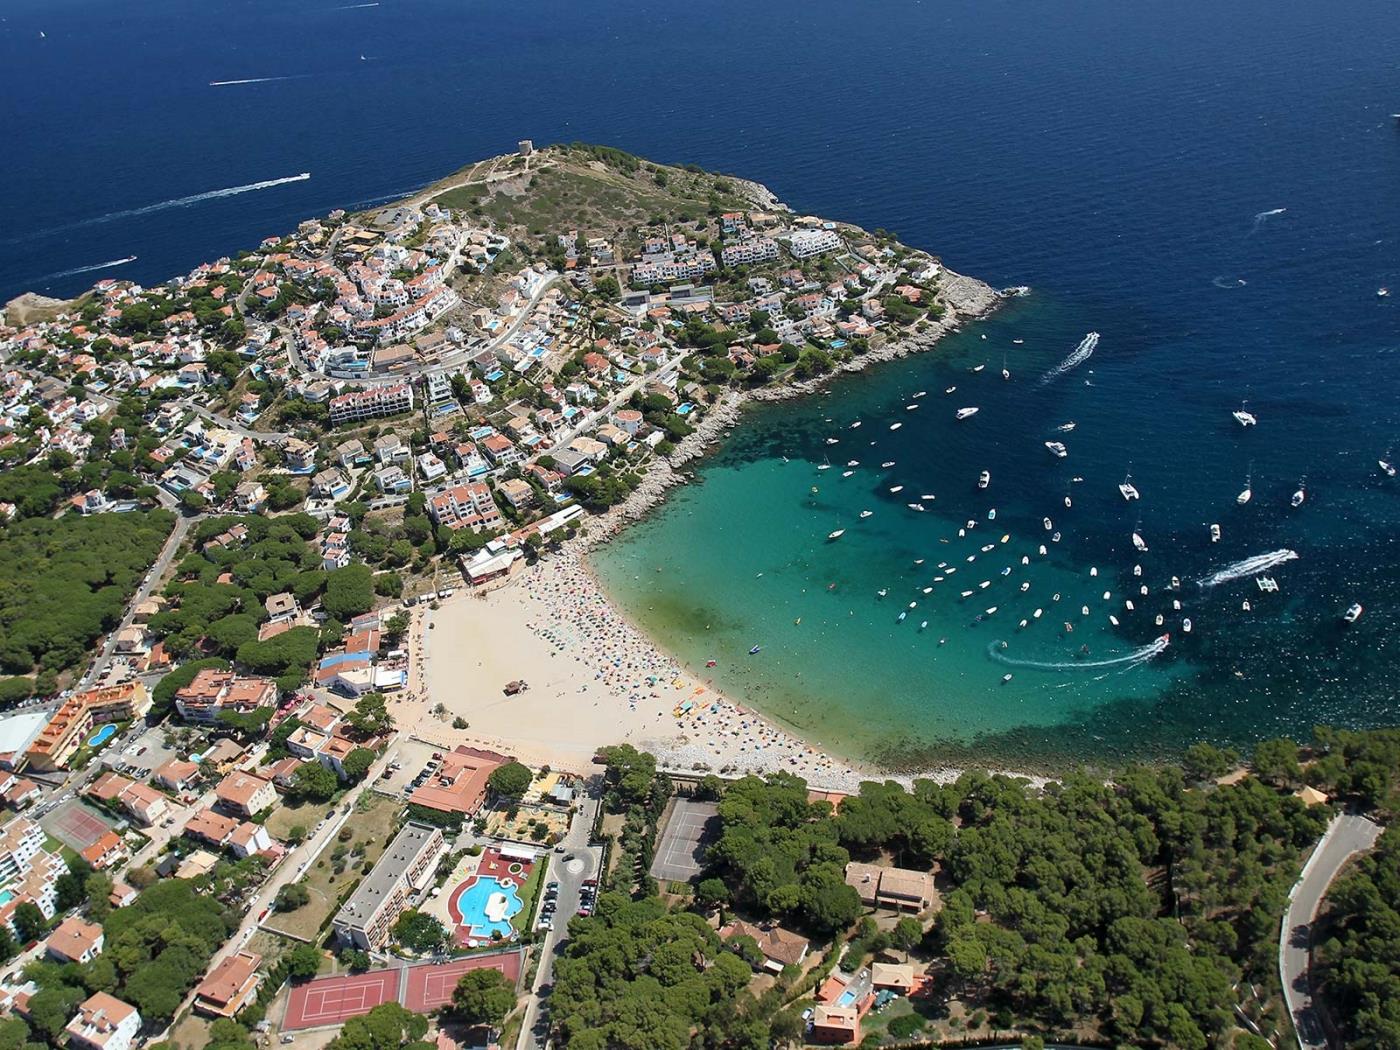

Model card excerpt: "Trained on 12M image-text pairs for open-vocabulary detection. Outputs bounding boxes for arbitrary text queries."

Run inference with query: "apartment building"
[24,683,151,772]
[332,822,445,950]
[328,382,415,425]
[173,669,277,724]
[65,993,141,1050]
[427,482,504,532]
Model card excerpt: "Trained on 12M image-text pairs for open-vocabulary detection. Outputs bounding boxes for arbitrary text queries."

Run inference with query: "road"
[514,786,603,1050]
[1280,813,1383,1050]
[79,513,195,690]
[181,401,291,443]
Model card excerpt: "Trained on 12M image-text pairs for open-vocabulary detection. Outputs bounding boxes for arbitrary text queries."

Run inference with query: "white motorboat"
[922,494,937,501]
[1033,608,1043,619]
[907,502,927,512]
[1210,523,1221,542]
[956,407,980,420]
[1043,517,1053,531]
[985,606,998,615]
[1109,614,1120,627]
[850,421,862,428]
[1291,484,1306,508]
[889,422,903,431]
[847,459,859,467]
[945,386,957,394]
[1001,673,1013,683]
[1132,531,1149,552]
[978,470,990,489]
[1378,287,1390,298]
[1237,484,1252,505]
[1056,422,1077,432]
[987,508,996,520]
[859,510,873,519]
[1170,575,1180,589]
[827,529,846,541]
[1119,475,1141,501]
[1045,441,1068,458]
[1182,618,1192,633]
[1344,602,1364,624]
[825,437,839,445]
[913,391,927,398]
[1380,460,1396,477]
[1002,367,1011,380]
[1064,495,1072,508]
[972,364,986,372]
[1082,605,1090,616]
[1133,564,1142,577]
[906,404,920,411]
[881,461,895,468]
[889,485,904,493]
[1090,567,1098,577]
[1155,613,1164,626]
[979,580,991,589]
[1020,582,1030,592]
[842,470,854,477]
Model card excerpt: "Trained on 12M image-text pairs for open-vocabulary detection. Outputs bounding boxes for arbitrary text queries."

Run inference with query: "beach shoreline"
[414,269,1056,791]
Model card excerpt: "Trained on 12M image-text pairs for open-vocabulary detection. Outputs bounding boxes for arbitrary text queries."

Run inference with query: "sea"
[4,0,1399,770]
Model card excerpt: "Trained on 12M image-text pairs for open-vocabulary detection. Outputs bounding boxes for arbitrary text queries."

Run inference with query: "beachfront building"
[173,669,277,724]
[24,683,151,772]
[194,950,262,1018]
[332,822,446,950]
[65,992,141,1050]
[407,745,506,819]
[844,861,935,912]
[786,229,843,259]
[428,482,504,533]
[327,382,415,425]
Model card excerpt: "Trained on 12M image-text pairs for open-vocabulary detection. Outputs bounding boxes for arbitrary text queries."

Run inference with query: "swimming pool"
[0,890,13,906]
[87,723,117,747]
[449,875,523,939]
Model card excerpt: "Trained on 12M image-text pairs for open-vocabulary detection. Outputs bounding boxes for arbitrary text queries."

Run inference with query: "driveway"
[1280,813,1383,1049]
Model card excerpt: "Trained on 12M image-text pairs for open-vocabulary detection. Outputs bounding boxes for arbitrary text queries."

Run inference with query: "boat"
[1291,483,1306,508]
[972,364,986,372]
[828,529,846,540]
[877,588,887,597]
[1241,600,1251,611]
[1052,531,1061,542]
[897,612,907,622]
[889,485,904,493]
[1090,567,1098,577]
[1170,575,1180,589]
[979,580,991,589]
[919,620,928,630]
[1109,615,1119,626]
[850,421,862,428]
[945,386,957,395]
[1132,531,1148,552]
[842,470,854,477]
[1344,602,1364,624]
[1056,422,1077,432]
[1380,460,1396,477]
[705,659,716,667]
[881,460,895,468]
[1018,619,1028,629]
[1002,368,1011,380]
[1125,600,1135,611]
[1257,576,1279,592]
[1020,581,1030,591]
[1082,605,1090,616]
[1000,534,1010,543]
[748,645,762,654]
[960,590,974,598]
[1043,517,1053,530]
[1119,475,1141,501]
[956,407,980,420]
[985,606,998,615]
[1045,441,1068,458]
[907,404,919,411]
[1182,619,1192,633]
[889,422,903,431]
[907,503,927,512]
[1038,544,1047,555]
[1210,523,1221,543]
[847,459,859,467]
[860,510,873,518]
[987,508,996,520]
[1001,673,1013,683]
[1033,608,1043,619]
[1133,564,1142,577]
[818,461,831,471]
[914,391,927,398]
[1378,288,1390,298]
[922,494,937,501]
[978,470,990,489]
[1155,613,1164,626]
[1064,495,1072,508]
[1237,483,1252,505]
[1233,404,1257,427]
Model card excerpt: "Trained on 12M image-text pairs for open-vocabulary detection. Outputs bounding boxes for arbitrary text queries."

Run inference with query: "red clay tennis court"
[282,969,398,1030]
[402,953,522,1013]
[45,799,114,851]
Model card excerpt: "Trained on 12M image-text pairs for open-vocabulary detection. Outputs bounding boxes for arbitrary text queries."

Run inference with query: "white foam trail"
[333,1,380,7]
[30,256,136,283]
[29,174,311,237]
[1249,207,1286,235]
[1040,331,1099,384]
[209,75,313,86]
[1197,549,1297,588]
[988,635,1169,672]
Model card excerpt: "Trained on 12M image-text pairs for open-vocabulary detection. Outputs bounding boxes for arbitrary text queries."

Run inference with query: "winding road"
[1279,812,1383,1049]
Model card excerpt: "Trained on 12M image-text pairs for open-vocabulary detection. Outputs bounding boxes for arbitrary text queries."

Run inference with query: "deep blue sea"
[5,0,1399,767]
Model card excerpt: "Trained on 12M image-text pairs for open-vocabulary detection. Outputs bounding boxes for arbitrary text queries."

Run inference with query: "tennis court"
[41,798,116,851]
[649,799,719,883]
[402,952,522,1013]
[282,969,399,1031]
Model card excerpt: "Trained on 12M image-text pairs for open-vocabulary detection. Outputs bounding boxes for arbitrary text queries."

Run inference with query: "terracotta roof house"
[720,919,810,972]
[214,770,276,818]
[46,916,105,964]
[65,992,140,1050]
[194,950,262,1017]
[844,861,935,912]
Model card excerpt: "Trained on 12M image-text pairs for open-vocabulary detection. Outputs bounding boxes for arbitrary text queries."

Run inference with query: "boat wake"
[1040,331,1100,384]
[210,74,314,86]
[987,635,1169,672]
[1249,207,1287,235]
[29,256,137,284]
[24,174,312,238]
[1197,549,1298,588]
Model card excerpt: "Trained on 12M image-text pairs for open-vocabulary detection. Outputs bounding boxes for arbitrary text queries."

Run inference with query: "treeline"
[0,510,174,684]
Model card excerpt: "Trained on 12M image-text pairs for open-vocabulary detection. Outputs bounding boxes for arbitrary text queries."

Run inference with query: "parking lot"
[101,723,181,781]
[372,737,440,798]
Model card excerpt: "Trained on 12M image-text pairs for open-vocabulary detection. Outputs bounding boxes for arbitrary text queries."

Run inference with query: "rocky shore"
[574,264,1002,553]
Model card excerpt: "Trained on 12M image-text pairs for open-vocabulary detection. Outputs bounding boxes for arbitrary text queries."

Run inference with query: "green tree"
[324,564,375,620]
[450,967,516,1027]
[292,761,338,802]
[342,747,375,782]
[393,910,447,954]
[275,883,311,911]
[13,901,47,944]
[286,944,323,981]
[488,761,532,799]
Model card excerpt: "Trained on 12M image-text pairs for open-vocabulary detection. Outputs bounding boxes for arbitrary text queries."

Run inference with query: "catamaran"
[1233,403,1257,426]
[1119,475,1141,501]
[1045,441,1068,458]
[956,407,980,420]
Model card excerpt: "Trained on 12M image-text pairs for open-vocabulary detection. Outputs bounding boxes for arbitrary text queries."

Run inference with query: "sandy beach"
[415,552,886,791]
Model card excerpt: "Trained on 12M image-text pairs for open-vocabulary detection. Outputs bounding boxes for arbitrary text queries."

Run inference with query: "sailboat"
[827,529,846,541]
[1001,357,1011,380]
[1237,474,1253,505]
[1132,530,1148,552]
[1291,481,1306,508]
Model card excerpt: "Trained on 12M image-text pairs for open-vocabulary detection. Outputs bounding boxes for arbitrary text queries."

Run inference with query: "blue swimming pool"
[87,723,117,748]
[450,875,522,938]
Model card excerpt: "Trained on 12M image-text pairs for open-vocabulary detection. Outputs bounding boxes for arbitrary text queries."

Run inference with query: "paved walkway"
[1280,813,1383,1049]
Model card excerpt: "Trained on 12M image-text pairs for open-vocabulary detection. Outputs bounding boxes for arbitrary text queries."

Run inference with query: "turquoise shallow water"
[594,300,1400,771]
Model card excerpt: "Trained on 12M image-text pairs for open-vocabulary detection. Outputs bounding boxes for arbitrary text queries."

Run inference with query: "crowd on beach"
[517,551,871,790]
